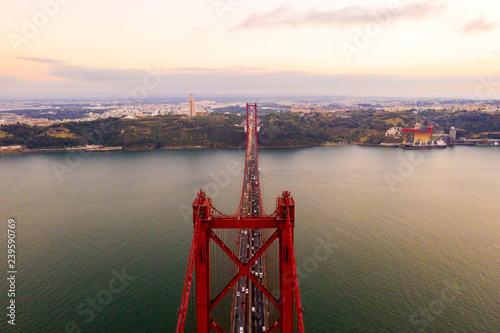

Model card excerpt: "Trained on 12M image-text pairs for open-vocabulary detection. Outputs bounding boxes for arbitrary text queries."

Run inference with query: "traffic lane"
[236,228,267,332]
[237,247,248,330]
[235,230,250,333]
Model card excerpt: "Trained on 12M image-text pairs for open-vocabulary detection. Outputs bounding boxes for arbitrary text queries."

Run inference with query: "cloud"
[4,57,495,99]
[172,66,267,73]
[459,17,499,34]
[16,58,266,82]
[0,64,489,99]
[17,56,168,83]
[15,58,266,87]
[17,57,64,65]
[232,0,447,30]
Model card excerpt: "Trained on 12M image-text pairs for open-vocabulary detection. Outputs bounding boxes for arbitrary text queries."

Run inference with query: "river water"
[1,146,499,332]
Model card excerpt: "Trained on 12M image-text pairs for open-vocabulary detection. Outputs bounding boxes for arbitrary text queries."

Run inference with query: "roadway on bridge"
[232,105,267,333]
[233,228,265,333]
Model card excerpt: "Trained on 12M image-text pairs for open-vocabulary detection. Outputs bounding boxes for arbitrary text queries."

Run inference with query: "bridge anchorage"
[177,103,305,333]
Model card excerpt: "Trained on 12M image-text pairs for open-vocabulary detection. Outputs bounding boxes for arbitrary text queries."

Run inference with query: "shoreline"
[0,144,329,155]
[1,143,495,156]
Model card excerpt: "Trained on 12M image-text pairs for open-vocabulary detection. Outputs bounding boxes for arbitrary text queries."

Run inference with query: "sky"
[1,0,500,99]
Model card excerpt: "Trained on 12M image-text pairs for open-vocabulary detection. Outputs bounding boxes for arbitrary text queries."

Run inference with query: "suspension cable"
[176,198,203,333]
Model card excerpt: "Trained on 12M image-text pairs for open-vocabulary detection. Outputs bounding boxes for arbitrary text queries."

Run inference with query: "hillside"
[1,111,500,150]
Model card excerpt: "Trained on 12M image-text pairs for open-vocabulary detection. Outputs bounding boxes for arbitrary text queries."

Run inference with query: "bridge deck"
[233,103,266,332]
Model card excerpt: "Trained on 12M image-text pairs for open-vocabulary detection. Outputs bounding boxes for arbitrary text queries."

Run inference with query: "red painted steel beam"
[247,230,279,267]
[209,229,280,309]
[285,196,305,333]
[246,272,279,308]
[210,218,280,229]
[208,231,246,310]
[210,272,241,312]
[195,219,211,332]
[211,318,226,333]
[245,230,282,307]
[209,231,243,269]
[280,219,294,333]
[267,319,280,333]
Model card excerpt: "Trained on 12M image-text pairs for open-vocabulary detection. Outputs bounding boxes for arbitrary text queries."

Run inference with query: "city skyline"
[1,0,499,99]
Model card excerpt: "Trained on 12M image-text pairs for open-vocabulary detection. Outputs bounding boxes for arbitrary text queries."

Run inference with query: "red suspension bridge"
[177,103,305,333]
